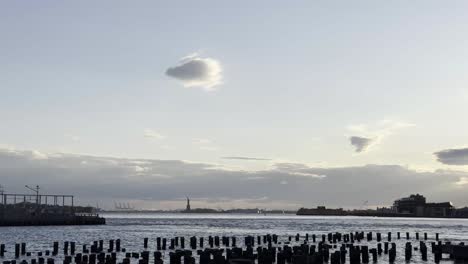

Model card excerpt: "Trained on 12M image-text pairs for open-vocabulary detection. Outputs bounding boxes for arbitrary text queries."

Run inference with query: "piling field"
[1,231,467,264]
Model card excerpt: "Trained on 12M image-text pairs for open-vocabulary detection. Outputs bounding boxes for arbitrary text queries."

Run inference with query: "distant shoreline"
[98,211,468,219]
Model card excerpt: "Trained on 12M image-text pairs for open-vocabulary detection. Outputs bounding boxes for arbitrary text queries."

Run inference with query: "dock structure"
[0,192,105,226]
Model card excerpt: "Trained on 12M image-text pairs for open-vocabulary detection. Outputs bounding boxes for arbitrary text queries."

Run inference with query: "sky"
[1,1,468,210]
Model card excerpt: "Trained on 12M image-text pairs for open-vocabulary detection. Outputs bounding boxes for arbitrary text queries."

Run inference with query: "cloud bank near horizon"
[0,148,467,210]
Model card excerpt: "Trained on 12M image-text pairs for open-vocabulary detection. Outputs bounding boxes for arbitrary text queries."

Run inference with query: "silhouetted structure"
[454,207,468,218]
[186,196,191,212]
[0,192,105,226]
[297,206,346,216]
[393,194,454,217]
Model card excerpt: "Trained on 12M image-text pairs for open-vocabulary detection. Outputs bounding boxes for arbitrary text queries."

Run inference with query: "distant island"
[297,194,468,218]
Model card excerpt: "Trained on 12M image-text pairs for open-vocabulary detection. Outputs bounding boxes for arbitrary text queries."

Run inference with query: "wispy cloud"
[199,146,219,151]
[193,138,212,144]
[348,120,414,153]
[221,156,272,161]
[456,177,468,186]
[144,129,165,140]
[65,134,80,142]
[166,53,223,91]
[193,138,218,151]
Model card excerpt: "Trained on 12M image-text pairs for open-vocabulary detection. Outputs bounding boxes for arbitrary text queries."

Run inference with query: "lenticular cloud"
[166,53,222,91]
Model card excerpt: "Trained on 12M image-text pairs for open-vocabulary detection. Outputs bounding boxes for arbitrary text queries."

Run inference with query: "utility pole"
[25,185,40,205]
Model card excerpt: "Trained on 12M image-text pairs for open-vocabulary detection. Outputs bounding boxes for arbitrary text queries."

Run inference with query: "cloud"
[222,156,272,161]
[166,53,222,91]
[434,148,468,165]
[1,148,467,210]
[350,136,375,153]
[193,138,218,151]
[288,172,327,179]
[199,146,218,151]
[273,163,327,179]
[193,138,212,144]
[348,120,414,153]
[144,129,165,140]
[456,177,468,186]
[31,150,48,160]
[65,134,80,142]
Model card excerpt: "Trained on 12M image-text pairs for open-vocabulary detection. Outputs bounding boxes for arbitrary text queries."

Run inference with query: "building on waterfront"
[296,206,346,216]
[393,194,454,217]
[454,207,468,218]
[0,189,105,226]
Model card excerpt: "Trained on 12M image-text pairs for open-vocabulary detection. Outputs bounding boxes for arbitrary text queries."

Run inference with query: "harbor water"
[1,213,467,263]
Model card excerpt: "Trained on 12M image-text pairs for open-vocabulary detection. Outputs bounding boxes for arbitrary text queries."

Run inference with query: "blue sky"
[1,1,468,208]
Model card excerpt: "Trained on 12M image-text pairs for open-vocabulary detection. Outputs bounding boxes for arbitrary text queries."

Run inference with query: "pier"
[0,192,105,226]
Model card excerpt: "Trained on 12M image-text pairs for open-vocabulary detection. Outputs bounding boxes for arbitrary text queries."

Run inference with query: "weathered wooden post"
[109,240,114,252]
[70,242,75,255]
[405,242,412,261]
[116,239,121,252]
[64,242,69,255]
[21,243,26,255]
[15,244,20,258]
[361,246,369,263]
[370,248,377,262]
[209,236,214,248]
[162,238,167,250]
[388,247,396,263]
[420,241,427,261]
[170,239,175,250]
[190,237,196,250]
[157,238,161,251]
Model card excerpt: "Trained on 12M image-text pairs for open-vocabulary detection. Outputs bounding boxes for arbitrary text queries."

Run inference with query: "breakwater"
[1,231,467,264]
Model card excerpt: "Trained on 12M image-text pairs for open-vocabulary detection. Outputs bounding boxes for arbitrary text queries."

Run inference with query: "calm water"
[1,213,468,263]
